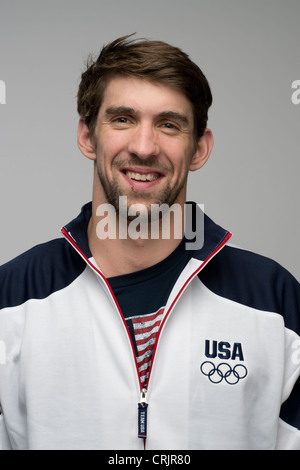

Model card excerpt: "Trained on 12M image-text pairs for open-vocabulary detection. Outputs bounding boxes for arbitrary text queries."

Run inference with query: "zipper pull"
[138,388,148,439]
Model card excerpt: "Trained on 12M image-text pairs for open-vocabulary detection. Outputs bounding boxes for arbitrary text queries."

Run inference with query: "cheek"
[165,142,194,175]
[96,141,121,170]
[97,129,127,158]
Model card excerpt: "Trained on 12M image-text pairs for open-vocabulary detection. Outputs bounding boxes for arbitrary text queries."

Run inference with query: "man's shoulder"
[0,238,86,309]
[0,238,72,275]
[202,241,298,283]
[218,243,290,274]
[199,243,300,330]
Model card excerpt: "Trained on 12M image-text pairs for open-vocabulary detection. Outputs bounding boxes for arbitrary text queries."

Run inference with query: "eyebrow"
[157,111,190,127]
[104,106,135,118]
[104,106,191,127]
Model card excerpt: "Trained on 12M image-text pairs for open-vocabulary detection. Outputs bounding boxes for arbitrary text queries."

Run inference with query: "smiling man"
[78,75,212,276]
[0,35,300,450]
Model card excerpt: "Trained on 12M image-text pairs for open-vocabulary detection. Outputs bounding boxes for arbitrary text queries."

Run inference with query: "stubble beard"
[96,164,186,223]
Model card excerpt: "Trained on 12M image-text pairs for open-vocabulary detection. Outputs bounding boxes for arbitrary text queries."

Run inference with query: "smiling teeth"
[125,171,159,182]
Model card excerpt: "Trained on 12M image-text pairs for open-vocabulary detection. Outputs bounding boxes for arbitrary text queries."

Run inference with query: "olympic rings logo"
[200,361,248,385]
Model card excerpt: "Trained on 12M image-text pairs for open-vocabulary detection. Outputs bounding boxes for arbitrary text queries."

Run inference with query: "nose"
[127,123,159,159]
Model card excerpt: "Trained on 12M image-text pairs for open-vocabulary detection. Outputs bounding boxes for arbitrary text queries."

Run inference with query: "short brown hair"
[77,34,212,140]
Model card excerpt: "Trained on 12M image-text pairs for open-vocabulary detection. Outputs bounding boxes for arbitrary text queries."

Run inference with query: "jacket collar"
[62,201,231,264]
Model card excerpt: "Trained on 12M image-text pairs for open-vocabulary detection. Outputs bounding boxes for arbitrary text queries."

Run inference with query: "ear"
[77,118,97,161]
[189,128,214,171]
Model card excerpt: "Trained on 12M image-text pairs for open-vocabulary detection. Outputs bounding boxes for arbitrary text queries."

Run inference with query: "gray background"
[1,0,299,280]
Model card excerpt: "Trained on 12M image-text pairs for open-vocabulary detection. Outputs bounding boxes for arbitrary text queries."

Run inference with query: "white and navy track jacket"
[0,201,300,450]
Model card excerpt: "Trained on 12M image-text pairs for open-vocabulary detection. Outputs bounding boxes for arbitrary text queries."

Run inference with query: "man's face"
[91,76,198,214]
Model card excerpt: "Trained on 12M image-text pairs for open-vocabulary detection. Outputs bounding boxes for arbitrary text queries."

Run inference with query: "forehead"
[99,76,194,120]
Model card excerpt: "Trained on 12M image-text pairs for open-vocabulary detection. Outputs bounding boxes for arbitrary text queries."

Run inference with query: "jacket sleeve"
[0,408,12,450]
[276,378,300,449]
[275,268,300,449]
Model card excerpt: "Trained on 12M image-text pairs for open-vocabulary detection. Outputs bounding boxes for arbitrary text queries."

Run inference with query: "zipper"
[138,387,148,441]
[61,227,232,446]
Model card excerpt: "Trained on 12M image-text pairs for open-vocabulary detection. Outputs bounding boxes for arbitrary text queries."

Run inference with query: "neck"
[88,199,185,278]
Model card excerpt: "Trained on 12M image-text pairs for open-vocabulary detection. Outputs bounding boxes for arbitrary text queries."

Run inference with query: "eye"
[163,122,176,129]
[110,116,134,129]
[160,121,180,133]
[114,117,131,124]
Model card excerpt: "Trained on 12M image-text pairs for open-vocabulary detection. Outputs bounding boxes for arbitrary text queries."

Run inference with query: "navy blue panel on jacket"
[0,238,86,310]
[198,244,300,334]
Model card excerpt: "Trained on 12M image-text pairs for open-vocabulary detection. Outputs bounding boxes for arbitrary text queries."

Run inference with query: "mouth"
[121,167,164,190]
[124,170,160,182]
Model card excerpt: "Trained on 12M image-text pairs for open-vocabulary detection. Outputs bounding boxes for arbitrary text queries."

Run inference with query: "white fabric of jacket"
[0,202,300,450]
